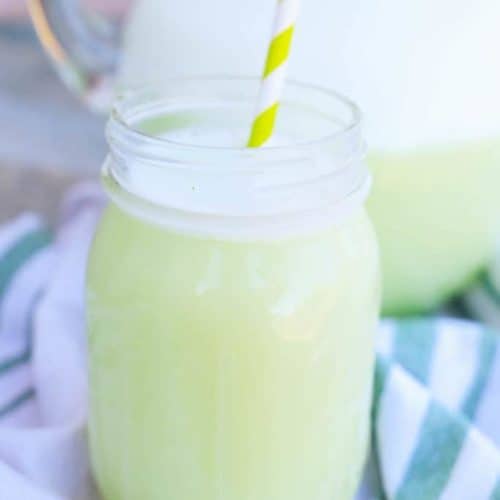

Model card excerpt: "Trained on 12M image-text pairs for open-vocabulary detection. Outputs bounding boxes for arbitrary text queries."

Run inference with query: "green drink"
[86,79,380,500]
[367,139,500,314]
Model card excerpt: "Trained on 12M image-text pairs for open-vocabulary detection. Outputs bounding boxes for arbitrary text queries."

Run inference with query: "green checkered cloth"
[1,210,500,499]
[373,320,500,499]
[0,215,52,423]
[462,265,500,332]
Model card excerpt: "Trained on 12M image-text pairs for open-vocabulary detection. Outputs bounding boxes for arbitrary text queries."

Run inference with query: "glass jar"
[86,77,380,500]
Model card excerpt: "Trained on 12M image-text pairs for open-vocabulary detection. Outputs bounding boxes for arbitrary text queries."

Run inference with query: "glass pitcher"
[29,0,500,315]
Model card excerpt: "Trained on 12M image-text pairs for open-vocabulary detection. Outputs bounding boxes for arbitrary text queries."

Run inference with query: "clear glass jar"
[86,78,380,500]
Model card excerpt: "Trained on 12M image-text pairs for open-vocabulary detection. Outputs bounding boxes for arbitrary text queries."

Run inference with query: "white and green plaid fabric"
[373,320,500,499]
[1,191,500,499]
[0,214,52,424]
[462,265,500,332]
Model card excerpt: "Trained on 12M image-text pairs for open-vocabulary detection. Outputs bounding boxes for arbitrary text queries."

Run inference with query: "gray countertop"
[0,163,85,224]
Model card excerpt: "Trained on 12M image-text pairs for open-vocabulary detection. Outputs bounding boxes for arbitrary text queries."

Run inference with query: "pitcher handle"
[28,0,121,111]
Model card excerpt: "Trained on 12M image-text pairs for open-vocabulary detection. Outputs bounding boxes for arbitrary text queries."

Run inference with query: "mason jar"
[86,77,380,500]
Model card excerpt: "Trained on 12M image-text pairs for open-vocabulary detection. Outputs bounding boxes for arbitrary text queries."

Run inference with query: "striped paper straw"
[247,0,301,148]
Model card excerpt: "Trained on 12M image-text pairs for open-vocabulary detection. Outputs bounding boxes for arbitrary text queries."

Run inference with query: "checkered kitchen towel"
[1,186,500,500]
[462,264,500,333]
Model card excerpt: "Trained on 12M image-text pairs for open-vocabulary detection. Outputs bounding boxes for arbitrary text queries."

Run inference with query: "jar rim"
[109,75,363,155]
[104,76,370,240]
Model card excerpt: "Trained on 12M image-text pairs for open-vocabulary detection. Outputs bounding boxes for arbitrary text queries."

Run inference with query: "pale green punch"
[368,139,500,314]
[86,79,380,500]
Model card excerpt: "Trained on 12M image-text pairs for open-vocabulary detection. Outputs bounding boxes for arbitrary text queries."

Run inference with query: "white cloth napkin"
[0,185,104,500]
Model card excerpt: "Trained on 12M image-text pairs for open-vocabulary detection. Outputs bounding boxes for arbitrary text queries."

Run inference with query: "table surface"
[0,163,86,224]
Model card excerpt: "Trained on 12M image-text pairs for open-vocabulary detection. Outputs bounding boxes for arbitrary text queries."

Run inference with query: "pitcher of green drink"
[31,0,500,314]
[86,77,379,500]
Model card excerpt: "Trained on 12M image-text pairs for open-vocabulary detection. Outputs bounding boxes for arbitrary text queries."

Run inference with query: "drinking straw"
[247,0,301,148]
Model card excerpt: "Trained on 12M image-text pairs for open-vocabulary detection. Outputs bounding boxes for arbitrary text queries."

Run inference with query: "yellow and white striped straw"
[247,0,301,148]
